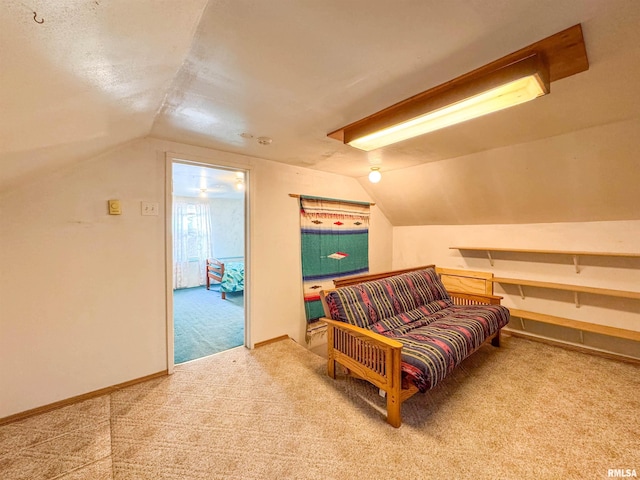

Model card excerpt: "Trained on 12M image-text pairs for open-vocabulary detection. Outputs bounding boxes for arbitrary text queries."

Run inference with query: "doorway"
[170,161,246,364]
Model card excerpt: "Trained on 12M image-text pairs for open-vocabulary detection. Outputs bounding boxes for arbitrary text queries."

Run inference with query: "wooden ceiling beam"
[328,24,589,142]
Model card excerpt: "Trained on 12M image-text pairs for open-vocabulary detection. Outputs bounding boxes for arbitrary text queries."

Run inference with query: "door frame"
[165,152,251,373]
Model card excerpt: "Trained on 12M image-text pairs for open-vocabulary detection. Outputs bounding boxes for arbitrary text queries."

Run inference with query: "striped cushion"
[325,268,451,328]
[325,268,510,393]
[386,304,511,392]
[368,300,452,334]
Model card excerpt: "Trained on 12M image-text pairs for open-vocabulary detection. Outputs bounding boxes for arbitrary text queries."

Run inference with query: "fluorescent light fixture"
[329,53,551,151]
[350,75,547,151]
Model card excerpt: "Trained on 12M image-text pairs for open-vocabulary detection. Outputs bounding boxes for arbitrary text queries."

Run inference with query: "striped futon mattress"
[324,268,510,392]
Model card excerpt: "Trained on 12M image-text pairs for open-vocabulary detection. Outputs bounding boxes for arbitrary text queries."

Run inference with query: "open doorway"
[171,162,246,364]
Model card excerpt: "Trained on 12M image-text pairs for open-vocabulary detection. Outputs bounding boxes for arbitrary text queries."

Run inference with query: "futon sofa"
[320,265,510,427]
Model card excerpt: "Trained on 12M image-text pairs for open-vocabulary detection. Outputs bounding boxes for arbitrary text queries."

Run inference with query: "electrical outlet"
[141,201,159,216]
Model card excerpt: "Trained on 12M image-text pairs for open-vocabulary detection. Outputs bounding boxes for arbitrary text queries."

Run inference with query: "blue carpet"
[173,286,244,364]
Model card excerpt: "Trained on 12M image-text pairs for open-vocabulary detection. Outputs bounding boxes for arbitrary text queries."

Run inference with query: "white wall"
[0,138,393,418]
[209,198,244,260]
[0,139,167,418]
[393,221,640,333]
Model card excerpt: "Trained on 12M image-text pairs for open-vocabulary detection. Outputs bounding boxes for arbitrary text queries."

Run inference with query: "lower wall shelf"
[509,308,640,342]
[507,308,640,361]
[503,328,640,363]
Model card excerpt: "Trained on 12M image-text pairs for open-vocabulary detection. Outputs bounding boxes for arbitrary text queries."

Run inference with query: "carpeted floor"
[1,336,638,479]
[173,286,244,364]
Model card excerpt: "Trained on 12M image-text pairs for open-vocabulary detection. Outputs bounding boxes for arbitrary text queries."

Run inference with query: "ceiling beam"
[328,24,588,143]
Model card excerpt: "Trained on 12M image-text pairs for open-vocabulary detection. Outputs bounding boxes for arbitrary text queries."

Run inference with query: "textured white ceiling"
[2,0,640,224]
[172,163,244,199]
[150,0,640,176]
[0,0,208,191]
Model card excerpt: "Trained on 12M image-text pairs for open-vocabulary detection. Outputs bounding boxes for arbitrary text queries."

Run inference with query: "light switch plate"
[141,201,159,216]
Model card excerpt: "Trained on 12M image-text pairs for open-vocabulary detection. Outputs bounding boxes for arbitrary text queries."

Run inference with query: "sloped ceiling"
[0,0,208,191]
[2,0,640,224]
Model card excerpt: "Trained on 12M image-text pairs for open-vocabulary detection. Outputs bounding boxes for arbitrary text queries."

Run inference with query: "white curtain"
[173,198,214,290]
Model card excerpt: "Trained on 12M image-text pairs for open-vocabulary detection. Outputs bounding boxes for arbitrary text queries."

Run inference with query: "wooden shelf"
[491,277,640,306]
[509,308,640,342]
[451,247,640,257]
[451,247,640,273]
[451,246,640,355]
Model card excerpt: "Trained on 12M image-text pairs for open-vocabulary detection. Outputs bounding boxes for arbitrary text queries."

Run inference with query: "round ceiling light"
[368,167,382,183]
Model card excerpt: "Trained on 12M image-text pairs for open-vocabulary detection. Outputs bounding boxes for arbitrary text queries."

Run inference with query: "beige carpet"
[1,336,638,479]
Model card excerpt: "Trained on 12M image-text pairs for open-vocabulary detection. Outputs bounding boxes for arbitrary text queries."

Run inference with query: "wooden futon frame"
[319,265,503,427]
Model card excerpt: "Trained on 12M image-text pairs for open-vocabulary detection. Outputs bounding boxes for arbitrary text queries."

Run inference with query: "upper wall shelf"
[490,277,640,307]
[450,247,640,273]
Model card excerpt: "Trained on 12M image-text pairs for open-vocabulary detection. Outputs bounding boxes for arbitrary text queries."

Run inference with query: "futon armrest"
[447,290,503,305]
[322,318,403,349]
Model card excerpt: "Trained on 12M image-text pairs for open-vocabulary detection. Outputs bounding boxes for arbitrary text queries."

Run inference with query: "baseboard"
[0,370,168,426]
[503,329,640,365]
[254,335,290,348]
